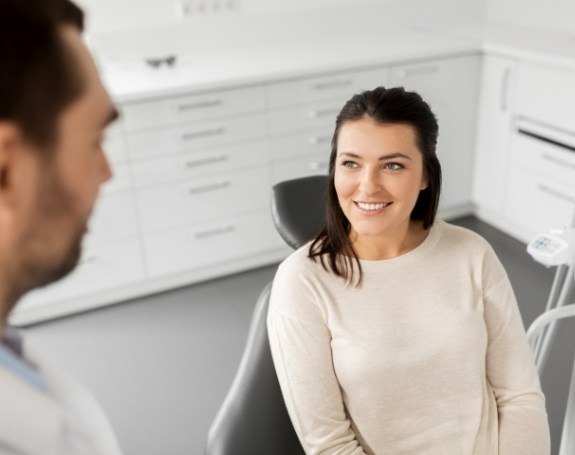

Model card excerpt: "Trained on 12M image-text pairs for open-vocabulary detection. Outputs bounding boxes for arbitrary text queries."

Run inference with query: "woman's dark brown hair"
[0,0,85,149]
[308,86,441,286]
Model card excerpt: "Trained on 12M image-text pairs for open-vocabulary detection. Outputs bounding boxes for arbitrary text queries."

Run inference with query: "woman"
[267,87,550,454]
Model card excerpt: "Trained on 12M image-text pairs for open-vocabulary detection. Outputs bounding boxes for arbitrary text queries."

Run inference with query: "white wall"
[77,0,485,36]
[486,0,575,34]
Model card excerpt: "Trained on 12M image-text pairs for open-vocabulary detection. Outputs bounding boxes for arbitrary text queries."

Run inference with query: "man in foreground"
[0,0,124,453]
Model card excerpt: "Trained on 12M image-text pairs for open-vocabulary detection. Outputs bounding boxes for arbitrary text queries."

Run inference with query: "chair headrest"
[271,175,328,250]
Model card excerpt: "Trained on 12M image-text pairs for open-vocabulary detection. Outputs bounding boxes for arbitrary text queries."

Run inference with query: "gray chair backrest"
[271,175,329,249]
[206,283,304,455]
[205,175,328,455]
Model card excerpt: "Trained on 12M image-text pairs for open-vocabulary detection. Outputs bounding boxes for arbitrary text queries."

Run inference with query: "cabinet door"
[472,55,517,215]
[390,55,480,212]
[505,166,575,242]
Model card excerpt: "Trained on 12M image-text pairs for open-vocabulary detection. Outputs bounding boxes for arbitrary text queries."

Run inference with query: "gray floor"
[21,216,573,455]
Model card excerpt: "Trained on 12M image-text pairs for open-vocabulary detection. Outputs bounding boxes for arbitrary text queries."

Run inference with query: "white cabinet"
[472,56,575,243]
[505,166,575,241]
[472,55,517,218]
[10,54,483,325]
[504,62,575,241]
[11,84,282,325]
[515,63,575,133]
[267,66,389,185]
[143,209,279,278]
[390,56,480,215]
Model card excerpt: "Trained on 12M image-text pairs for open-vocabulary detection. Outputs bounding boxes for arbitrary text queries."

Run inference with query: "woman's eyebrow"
[338,151,412,161]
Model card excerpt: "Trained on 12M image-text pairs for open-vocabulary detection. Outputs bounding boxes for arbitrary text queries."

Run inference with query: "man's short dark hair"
[0,0,85,147]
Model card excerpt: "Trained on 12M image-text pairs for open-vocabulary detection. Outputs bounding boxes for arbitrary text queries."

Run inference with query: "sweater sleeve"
[267,259,368,455]
[482,247,551,455]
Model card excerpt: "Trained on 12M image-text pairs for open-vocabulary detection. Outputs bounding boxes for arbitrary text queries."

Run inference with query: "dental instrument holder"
[526,210,575,455]
[527,224,575,372]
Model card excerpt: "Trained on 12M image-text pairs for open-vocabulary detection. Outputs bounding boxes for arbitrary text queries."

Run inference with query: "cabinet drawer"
[510,122,575,187]
[389,60,448,97]
[267,67,387,108]
[269,100,342,136]
[17,240,145,307]
[135,166,270,234]
[270,128,333,162]
[516,63,575,134]
[505,166,575,240]
[130,140,269,189]
[125,113,267,160]
[271,153,329,185]
[86,191,139,247]
[121,85,266,131]
[143,209,280,277]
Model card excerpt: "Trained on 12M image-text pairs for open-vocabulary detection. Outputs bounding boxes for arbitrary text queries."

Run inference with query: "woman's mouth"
[354,201,393,215]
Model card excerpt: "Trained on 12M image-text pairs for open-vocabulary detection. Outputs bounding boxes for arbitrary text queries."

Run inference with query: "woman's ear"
[420,175,428,191]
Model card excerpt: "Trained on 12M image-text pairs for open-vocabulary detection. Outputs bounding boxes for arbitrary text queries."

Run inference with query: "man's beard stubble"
[9,169,88,308]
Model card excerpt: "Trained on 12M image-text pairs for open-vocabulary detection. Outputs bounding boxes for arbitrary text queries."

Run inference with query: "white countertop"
[100,28,479,104]
[418,20,575,73]
[96,8,575,104]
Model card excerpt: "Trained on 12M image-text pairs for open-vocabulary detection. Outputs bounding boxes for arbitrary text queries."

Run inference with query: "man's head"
[0,0,116,315]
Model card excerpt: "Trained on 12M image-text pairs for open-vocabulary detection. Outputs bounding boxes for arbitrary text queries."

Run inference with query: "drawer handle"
[397,66,438,78]
[181,154,228,169]
[542,153,575,170]
[311,79,352,90]
[185,180,230,195]
[538,184,575,204]
[307,108,339,119]
[181,127,226,142]
[173,99,222,112]
[309,161,328,171]
[500,66,511,112]
[308,135,331,146]
[191,224,235,240]
[519,128,575,154]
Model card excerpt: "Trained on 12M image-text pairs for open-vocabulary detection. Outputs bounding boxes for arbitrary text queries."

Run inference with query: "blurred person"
[0,0,123,453]
[268,87,550,454]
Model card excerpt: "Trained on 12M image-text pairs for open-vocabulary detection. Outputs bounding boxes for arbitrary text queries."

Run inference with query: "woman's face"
[334,118,428,240]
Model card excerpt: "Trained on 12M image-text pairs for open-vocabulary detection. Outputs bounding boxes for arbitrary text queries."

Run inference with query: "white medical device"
[526,218,575,455]
[527,228,575,267]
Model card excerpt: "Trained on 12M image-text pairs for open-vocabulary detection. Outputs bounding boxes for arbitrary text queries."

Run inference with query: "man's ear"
[0,122,26,222]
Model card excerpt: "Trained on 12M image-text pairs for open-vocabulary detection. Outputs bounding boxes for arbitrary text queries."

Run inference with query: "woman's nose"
[359,168,381,195]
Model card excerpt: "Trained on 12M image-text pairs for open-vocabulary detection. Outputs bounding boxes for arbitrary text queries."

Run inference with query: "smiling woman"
[267,87,551,455]
[334,121,429,261]
[310,87,441,284]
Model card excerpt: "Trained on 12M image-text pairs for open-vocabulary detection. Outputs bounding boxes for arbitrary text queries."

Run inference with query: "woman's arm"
[483,248,551,455]
[267,260,368,455]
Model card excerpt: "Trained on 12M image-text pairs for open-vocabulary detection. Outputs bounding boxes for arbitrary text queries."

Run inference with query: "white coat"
[0,349,123,455]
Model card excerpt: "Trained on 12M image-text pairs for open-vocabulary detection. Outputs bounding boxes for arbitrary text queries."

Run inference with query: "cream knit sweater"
[268,220,550,454]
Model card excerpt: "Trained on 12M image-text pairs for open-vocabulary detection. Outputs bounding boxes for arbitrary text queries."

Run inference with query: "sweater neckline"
[354,219,444,272]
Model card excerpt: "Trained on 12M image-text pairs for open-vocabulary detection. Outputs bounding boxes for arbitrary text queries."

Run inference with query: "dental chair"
[205,175,328,455]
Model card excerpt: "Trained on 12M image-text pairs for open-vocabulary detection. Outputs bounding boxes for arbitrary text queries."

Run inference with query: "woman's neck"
[351,220,429,260]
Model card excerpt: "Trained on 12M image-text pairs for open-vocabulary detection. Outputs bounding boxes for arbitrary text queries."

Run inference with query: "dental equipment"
[527,211,575,455]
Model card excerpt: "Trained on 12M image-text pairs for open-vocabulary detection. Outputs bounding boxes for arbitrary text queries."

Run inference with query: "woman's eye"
[384,162,403,171]
[342,161,358,169]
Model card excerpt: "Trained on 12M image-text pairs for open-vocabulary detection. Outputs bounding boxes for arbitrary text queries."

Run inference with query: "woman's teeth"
[356,202,391,211]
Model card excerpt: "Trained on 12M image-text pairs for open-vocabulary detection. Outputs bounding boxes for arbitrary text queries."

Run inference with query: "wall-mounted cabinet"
[473,56,575,243]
